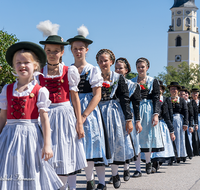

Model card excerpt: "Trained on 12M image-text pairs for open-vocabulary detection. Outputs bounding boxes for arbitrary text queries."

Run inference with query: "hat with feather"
[37,20,69,45]
[67,25,93,44]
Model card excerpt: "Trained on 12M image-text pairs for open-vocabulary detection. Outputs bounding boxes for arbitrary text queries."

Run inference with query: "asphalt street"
[76,156,200,190]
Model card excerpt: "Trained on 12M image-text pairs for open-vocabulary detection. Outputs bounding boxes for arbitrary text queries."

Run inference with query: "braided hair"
[136,57,150,68]
[96,49,115,65]
[116,57,131,74]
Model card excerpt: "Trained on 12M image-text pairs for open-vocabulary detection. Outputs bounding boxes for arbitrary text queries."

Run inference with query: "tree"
[0,30,19,87]
[156,62,200,96]
[126,72,138,79]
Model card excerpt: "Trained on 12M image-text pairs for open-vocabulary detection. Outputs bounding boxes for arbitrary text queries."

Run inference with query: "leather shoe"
[96,183,107,190]
[132,170,142,178]
[86,179,95,190]
[146,162,152,174]
[108,176,113,184]
[123,169,130,181]
[112,174,121,189]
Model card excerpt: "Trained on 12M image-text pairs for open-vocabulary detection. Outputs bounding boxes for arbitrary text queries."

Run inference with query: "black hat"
[180,86,190,94]
[159,80,166,91]
[67,35,93,44]
[191,88,199,92]
[6,41,47,68]
[39,35,69,45]
[167,82,182,90]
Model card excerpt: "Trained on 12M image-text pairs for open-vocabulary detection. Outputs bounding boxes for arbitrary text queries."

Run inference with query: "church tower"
[167,0,199,68]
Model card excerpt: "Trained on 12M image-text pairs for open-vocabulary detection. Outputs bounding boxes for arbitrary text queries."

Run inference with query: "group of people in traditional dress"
[0,22,199,190]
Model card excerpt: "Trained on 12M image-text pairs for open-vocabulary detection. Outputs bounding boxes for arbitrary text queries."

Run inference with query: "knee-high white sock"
[145,152,151,163]
[59,176,68,190]
[84,161,94,181]
[68,174,76,190]
[124,163,129,170]
[134,153,141,172]
[95,166,105,185]
[111,164,118,176]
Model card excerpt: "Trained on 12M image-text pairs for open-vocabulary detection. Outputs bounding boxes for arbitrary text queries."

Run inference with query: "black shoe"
[132,170,142,178]
[86,179,95,190]
[123,169,130,181]
[96,183,107,190]
[151,167,156,173]
[112,174,121,189]
[146,162,152,174]
[183,157,186,162]
[152,161,159,172]
[108,176,113,184]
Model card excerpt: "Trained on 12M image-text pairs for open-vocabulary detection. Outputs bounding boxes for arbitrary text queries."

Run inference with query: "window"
[193,37,196,48]
[177,18,181,27]
[176,36,182,46]
[185,18,190,26]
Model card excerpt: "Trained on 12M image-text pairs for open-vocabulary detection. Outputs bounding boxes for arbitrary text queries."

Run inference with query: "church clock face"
[175,55,182,62]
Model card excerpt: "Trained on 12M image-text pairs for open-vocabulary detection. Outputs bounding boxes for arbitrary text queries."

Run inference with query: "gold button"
[11,112,13,115]
[30,93,35,98]
[58,92,61,95]
[45,80,47,82]
[11,105,13,108]
[11,99,13,101]
[59,97,61,99]
[61,79,64,83]
[22,113,25,116]
[58,88,61,90]
[23,99,27,102]
[22,106,25,108]
[58,83,61,85]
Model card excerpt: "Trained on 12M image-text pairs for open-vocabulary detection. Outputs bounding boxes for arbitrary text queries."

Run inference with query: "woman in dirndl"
[150,80,175,171]
[167,82,188,163]
[191,88,200,156]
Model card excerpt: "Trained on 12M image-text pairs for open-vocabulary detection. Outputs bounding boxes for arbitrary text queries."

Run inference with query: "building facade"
[168,0,199,68]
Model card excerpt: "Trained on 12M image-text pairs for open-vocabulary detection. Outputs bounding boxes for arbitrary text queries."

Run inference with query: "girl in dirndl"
[0,41,63,190]
[96,49,135,189]
[37,21,87,190]
[67,26,107,190]
[114,57,142,181]
[131,58,164,177]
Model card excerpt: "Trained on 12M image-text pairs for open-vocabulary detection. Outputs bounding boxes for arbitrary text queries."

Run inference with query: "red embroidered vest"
[39,65,70,103]
[7,83,41,119]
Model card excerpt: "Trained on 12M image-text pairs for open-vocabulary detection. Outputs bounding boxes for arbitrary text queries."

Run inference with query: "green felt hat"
[6,41,47,68]
[39,35,69,45]
[67,35,93,44]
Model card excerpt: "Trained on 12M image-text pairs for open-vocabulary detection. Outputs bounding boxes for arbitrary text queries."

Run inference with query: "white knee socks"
[84,161,94,181]
[95,166,105,185]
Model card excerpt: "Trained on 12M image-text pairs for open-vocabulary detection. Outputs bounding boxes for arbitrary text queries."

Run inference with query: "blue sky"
[1,0,200,77]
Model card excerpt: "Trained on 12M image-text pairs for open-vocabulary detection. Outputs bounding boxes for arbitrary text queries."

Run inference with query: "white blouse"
[0,79,51,112]
[40,62,80,92]
[79,63,103,88]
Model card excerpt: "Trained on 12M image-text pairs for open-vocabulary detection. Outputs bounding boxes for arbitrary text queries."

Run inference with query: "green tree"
[0,30,19,87]
[156,62,200,96]
[126,72,138,79]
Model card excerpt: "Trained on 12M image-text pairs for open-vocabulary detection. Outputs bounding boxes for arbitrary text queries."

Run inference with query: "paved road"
[76,156,200,190]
